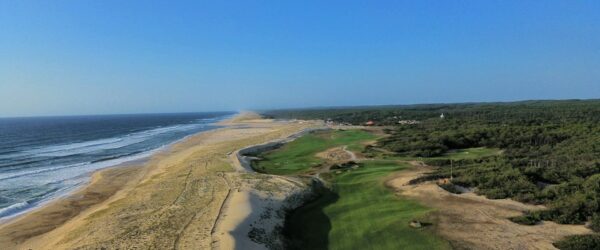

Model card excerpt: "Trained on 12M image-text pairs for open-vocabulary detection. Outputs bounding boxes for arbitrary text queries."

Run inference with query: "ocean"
[0,112,234,220]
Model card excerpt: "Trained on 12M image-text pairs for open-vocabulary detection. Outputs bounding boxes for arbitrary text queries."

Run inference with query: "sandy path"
[387,163,591,250]
[342,146,357,161]
[0,113,320,250]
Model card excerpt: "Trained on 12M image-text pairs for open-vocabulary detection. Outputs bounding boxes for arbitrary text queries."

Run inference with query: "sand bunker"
[316,146,356,162]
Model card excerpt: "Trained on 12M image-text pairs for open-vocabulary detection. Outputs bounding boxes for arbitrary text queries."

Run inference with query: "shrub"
[591,214,600,232]
[553,234,600,250]
[509,212,541,225]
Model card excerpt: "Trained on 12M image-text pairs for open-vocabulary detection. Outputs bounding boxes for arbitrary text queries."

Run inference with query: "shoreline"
[0,114,232,224]
[0,157,150,225]
[0,112,322,249]
[0,163,148,247]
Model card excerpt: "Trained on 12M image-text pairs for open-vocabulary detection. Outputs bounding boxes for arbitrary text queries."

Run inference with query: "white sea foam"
[7,123,205,159]
[0,162,88,181]
[0,148,160,220]
[0,201,32,218]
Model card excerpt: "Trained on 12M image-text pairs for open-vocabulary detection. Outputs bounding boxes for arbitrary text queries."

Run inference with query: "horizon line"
[2,98,598,119]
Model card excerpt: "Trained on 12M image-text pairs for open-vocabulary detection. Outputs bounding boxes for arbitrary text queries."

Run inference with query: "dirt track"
[387,164,591,250]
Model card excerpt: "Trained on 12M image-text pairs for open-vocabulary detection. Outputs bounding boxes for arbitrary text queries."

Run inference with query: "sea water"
[0,112,234,219]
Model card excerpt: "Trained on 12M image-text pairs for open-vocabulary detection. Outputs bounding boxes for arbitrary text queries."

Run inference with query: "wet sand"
[0,113,321,249]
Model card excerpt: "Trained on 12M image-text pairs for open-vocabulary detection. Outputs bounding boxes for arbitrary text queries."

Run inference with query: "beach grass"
[253,129,376,175]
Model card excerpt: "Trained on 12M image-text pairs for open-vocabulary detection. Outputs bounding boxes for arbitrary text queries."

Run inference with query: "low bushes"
[553,234,600,250]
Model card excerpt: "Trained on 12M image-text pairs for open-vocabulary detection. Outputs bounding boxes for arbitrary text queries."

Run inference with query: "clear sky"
[1,1,599,117]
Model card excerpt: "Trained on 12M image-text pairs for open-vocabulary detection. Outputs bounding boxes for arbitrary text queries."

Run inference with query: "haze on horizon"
[1,1,599,117]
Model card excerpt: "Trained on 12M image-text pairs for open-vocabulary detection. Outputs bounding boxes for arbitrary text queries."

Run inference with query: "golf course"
[252,129,451,249]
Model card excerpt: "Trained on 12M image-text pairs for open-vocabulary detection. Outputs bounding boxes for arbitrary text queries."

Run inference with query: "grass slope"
[253,130,376,175]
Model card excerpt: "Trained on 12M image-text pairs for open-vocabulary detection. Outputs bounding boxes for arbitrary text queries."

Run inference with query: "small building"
[440,113,445,119]
[365,120,375,126]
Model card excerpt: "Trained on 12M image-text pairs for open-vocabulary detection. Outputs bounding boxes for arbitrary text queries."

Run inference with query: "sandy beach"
[0,113,322,249]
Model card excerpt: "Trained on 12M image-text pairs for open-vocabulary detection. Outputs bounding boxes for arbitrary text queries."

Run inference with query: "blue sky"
[1,1,599,116]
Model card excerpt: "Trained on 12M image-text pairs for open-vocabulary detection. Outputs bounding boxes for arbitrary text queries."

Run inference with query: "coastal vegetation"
[262,99,600,248]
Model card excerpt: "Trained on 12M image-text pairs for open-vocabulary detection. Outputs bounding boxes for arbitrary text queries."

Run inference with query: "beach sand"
[0,112,321,250]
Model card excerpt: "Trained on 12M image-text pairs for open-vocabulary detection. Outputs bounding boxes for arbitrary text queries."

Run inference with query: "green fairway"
[286,160,450,250]
[253,129,376,175]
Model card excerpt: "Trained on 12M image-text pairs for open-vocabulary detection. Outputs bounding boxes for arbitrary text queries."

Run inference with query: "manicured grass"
[286,161,451,250]
[253,130,376,175]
